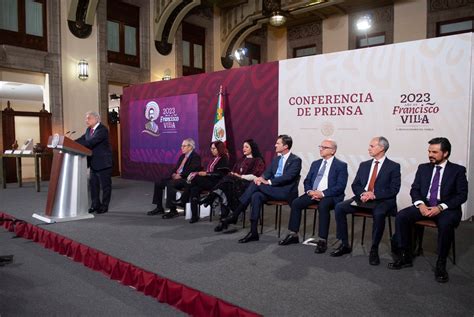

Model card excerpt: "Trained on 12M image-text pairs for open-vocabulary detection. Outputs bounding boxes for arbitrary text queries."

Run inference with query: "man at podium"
[76,111,113,214]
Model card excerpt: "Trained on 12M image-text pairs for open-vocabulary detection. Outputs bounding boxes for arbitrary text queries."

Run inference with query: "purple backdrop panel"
[128,94,199,164]
[121,62,278,182]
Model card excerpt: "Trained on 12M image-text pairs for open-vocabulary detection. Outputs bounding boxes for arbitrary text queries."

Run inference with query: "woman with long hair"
[173,141,230,223]
[199,139,265,231]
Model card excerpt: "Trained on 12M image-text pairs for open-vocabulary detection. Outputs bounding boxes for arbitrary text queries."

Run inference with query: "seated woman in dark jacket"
[176,141,230,223]
[199,139,265,231]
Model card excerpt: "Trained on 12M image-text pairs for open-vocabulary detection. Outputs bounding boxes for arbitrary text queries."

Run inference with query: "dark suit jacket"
[173,151,201,178]
[262,153,302,199]
[352,158,401,208]
[76,123,112,171]
[410,161,468,212]
[303,157,348,202]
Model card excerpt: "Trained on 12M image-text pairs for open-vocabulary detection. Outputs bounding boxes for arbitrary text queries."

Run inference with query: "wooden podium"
[33,134,93,223]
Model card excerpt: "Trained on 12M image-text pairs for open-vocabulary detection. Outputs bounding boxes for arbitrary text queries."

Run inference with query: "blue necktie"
[429,166,442,206]
[312,160,327,190]
[275,156,284,177]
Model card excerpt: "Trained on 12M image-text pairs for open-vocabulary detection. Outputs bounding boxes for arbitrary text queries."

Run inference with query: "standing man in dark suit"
[76,111,113,214]
[331,136,401,265]
[221,135,302,243]
[388,137,468,283]
[147,138,201,217]
[279,139,348,254]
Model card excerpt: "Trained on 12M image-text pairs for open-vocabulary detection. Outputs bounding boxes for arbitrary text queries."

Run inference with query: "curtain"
[0,0,18,32]
[124,25,137,56]
[107,21,120,52]
[25,0,43,36]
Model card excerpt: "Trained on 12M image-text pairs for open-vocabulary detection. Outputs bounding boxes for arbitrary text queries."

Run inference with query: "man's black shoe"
[238,232,259,243]
[314,240,327,254]
[189,217,199,224]
[278,234,299,246]
[88,207,99,213]
[434,258,449,283]
[369,247,380,266]
[388,251,413,270]
[162,211,179,219]
[96,206,108,214]
[147,207,165,215]
[330,244,352,257]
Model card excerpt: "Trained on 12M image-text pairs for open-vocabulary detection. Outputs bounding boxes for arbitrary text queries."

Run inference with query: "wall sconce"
[162,68,172,80]
[230,47,248,66]
[356,15,372,31]
[78,59,89,80]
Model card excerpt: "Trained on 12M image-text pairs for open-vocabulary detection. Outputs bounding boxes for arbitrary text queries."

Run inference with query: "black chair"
[414,219,456,264]
[302,204,318,241]
[350,209,393,248]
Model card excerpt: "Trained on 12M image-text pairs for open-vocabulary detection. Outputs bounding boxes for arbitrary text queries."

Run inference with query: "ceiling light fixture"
[269,11,286,27]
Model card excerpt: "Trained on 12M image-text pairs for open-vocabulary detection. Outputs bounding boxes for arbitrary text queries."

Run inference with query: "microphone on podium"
[65,130,71,136]
[69,131,76,137]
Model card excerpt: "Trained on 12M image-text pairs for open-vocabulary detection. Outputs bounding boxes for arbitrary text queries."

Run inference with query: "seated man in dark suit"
[279,139,348,253]
[388,137,468,283]
[147,138,201,217]
[220,135,302,243]
[76,111,113,214]
[331,136,401,266]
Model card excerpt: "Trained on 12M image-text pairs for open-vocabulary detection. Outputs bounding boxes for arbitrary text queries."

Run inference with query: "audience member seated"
[331,136,401,266]
[148,138,201,217]
[220,134,302,243]
[279,139,348,254]
[388,137,468,283]
[199,139,265,232]
[171,141,230,223]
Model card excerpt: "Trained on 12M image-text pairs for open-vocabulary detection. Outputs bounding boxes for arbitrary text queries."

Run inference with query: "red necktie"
[89,128,94,136]
[368,161,379,192]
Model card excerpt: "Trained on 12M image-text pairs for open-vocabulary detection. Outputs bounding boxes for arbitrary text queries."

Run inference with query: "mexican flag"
[212,85,226,143]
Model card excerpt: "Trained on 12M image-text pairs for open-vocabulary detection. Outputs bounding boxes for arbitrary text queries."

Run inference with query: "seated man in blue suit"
[388,137,468,283]
[220,135,302,243]
[279,139,348,254]
[331,136,401,266]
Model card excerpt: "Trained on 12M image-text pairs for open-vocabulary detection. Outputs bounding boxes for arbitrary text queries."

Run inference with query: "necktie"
[275,156,284,177]
[176,155,188,174]
[312,160,327,190]
[429,166,442,207]
[89,128,94,136]
[367,161,379,192]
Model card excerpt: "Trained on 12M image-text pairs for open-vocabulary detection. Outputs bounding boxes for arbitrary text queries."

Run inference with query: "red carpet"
[0,212,260,317]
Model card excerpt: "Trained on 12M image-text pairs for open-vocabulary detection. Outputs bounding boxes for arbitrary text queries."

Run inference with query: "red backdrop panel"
[121,62,279,181]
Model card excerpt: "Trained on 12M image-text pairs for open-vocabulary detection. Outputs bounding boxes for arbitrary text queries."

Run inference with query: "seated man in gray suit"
[220,135,302,243]
[279,139,348,254]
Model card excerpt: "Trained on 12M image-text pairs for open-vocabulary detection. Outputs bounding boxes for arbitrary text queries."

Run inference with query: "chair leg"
[351,214,355,249]
[303,209,307,241]
[274,206,278,230]
[242,209,246,229]
[452,233,456,265]
[361,217,367,245]
[260,206,264,234]
[278,205,282,238]
[312,209,317,237]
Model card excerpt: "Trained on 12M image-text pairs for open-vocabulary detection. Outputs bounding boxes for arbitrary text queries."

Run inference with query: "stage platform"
[1,177,473,316]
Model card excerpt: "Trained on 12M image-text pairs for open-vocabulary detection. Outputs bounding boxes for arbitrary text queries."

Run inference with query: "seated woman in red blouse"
[199,139,265,231]
[173,141,230,224]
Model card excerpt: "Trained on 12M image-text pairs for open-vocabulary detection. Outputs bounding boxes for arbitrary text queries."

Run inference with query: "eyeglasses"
[318,146,333,150]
